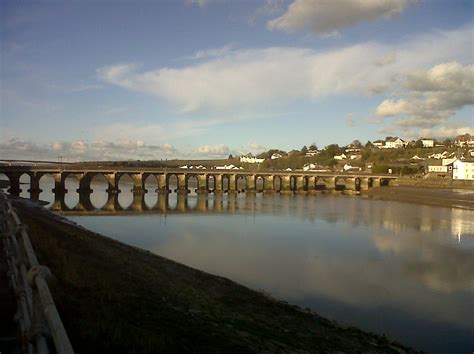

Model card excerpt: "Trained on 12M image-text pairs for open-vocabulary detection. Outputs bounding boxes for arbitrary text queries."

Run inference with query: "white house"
[334,153,347,160]
[305,149,319,157]
[373,140,384,148]
[385,137,408,149]
[421,138,435,148]
[453,159,474,180]
[343,164,361,172]
[271,153,283,160]
[240,155,265,164]
[428,165,449,173]
[214,164,241,170]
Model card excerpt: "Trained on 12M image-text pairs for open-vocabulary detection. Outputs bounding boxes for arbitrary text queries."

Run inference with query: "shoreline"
[362,186,474,210]
[10,197,419,353]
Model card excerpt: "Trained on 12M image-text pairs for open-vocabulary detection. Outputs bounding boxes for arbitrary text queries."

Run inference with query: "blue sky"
[1,0,473,161]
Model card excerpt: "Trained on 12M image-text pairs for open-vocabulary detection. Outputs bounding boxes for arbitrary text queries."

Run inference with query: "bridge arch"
[222,174,230,192]
[186,174,199,193]
[64,174,80,209]
[87,173,108,209]
[167,174,178,192]
[207,175,215,191]
[236,175,246,192]
[273,176,282,192]
[144,174,158,208]
[255,175,264,192]
[290,176,297,192]
[0,173,8,192]
[18,172,31,199]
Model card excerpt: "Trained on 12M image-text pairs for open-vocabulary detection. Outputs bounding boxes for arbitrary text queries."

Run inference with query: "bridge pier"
[196,193,208,212]
[177,174,187,195]
[372,178,381,188]
[29,173,42,200]
[228,174,237,194]
[130,191,147,212]
[103,192,120,212]
[104,173,120,194]
[295,176,306,194]
[177,193,187,211]
[130,173,147,194]
[197,175,207,194]
[306,176,316,194]
[246,175,255,193]
[280,175,292,194]
[5,172,21,196]
[215,175,223,193]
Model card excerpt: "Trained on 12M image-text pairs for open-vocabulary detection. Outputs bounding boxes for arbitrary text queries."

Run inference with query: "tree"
[301,145,308,153]
[365,141,373,148]
[309,142,318,150]
[443,138,452,146]
[351,139,362,148]
[228,154,233,159]
[414,139,423,148]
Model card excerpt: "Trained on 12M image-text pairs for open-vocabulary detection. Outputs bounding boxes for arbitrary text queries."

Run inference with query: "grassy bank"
[12,198,418,353]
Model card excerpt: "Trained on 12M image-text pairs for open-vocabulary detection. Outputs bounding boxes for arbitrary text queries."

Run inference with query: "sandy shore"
[10,197,419,354]
[363,186,474,210]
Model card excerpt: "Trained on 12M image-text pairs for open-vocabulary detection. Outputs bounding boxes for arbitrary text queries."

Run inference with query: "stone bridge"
[0,165,397,210]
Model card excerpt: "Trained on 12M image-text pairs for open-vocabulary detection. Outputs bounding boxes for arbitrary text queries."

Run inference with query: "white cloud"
[194,144,230,158]
[0,138,178,162]
[410,125,474,140]
[376,62,474,128]
[98,25,472,114]
[267,0,414,35]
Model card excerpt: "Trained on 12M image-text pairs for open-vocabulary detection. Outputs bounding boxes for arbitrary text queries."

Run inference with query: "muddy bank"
[11,198,418,354]
[363,186,474,210]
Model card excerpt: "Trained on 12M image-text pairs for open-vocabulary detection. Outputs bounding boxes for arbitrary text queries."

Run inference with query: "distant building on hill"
[271,153,283,160]
[421,138,435,148]
[385,137,408,149]
[373,140,384,148]
[452,159,474,180]
[240,154,265,164]
[455,134,474,147]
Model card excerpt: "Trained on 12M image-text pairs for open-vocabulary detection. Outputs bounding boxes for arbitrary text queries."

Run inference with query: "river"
[6,176,474,353]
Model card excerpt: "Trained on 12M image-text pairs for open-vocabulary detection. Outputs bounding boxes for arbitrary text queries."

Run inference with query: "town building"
[333,153,347,160]
[240,155,265,164]
[271,153,283,160]
[421,138,435,148]
[384,137,408,149]
[452,159,474,180]
[305,149,319,157]
[343,164,361,172]
[373,140,384,148]
[455,134,474,147]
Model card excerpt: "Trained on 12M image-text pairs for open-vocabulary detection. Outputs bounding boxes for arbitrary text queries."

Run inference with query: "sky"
[1,0,473,161]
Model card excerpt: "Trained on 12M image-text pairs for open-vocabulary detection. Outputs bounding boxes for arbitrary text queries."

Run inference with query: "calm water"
[3,177,474,353]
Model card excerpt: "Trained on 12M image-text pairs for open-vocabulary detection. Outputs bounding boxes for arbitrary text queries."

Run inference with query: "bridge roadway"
[0,165,397,205]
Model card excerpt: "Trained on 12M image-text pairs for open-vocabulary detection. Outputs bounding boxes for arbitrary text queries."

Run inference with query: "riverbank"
[11,197,418,353]
[363,186,474,210]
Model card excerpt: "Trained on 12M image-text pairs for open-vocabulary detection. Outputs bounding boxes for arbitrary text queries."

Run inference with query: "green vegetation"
[67,140,470,176]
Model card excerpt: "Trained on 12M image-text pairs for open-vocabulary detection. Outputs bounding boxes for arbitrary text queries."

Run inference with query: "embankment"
[363,186,474,210]
[11,198,418,354]
[396,177,474,190]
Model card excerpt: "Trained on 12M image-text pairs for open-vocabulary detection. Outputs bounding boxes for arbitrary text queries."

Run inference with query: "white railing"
[0,192,74,354]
